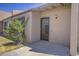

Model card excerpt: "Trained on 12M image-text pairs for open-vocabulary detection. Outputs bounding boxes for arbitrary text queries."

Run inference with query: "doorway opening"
[40,17,49,41]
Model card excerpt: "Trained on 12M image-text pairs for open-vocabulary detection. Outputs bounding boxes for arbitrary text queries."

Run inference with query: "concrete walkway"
[1,40,69,56]
[1,46,49,56]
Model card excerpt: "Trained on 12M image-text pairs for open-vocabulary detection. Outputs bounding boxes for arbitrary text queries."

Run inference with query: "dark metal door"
[41,17,49,41]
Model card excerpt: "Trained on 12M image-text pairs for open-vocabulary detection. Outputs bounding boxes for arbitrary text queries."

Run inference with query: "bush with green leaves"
[4,19,25,44]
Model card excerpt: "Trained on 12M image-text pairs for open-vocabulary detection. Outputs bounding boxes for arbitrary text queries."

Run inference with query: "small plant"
[4,19,25,44]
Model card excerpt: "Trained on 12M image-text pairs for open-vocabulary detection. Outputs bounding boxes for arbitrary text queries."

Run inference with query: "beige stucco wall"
[25,12,33,43]
[77,4,79,52]
[70,3,79,56]
[70,3,79,55]
[40,6,71,46]
[30,11,41,42]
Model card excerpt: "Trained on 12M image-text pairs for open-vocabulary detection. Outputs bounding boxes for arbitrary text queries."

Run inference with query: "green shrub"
[4,19,25,44]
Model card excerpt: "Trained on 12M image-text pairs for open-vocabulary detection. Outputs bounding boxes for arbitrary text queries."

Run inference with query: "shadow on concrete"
[28,40,70,56]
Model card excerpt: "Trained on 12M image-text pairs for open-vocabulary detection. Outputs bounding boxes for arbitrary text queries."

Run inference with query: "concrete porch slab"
[28,40,70,56]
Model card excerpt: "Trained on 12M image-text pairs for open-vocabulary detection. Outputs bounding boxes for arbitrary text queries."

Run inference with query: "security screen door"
[41,17,49,41]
